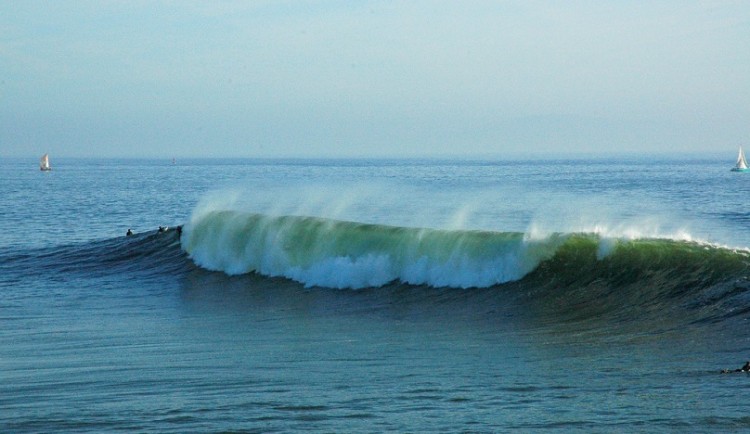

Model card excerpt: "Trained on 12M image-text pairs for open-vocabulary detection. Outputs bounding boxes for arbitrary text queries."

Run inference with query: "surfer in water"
[156,225,182,239]
[721,361,750,374]
[126,228,133,236]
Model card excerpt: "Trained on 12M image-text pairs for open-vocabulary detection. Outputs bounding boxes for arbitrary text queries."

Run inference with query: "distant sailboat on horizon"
[731,147,748,172]
[40,153,52,171]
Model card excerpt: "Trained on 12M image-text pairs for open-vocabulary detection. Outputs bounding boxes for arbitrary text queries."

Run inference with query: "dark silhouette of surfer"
[721,361,750,374]
[127,226,180,237]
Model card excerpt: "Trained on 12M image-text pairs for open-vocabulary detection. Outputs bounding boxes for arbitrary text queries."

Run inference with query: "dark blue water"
[2,157,750,432]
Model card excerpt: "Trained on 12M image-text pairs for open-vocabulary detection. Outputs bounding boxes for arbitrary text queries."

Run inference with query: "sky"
[1,0,749,158]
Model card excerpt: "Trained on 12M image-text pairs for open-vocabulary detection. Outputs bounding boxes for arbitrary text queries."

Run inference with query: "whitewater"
[181,210,748,292]
[183,211,567,288]
[3,156,750,432]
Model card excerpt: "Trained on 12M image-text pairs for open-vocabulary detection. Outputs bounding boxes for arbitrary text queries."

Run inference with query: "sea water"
[2,156,750,432]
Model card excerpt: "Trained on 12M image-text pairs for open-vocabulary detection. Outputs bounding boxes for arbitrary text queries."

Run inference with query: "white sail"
[40,153,51,171]
[736,147,748,170]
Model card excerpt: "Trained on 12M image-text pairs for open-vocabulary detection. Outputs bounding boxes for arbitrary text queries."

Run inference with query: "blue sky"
[2,1,749,158]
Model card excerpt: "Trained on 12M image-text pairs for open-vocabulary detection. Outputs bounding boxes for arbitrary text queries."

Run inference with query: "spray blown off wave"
[181,211,569,289]
[181,210,750,290]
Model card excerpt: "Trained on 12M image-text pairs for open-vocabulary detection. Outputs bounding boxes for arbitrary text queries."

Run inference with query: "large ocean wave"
[2,214,748,326]
[181,210,750,292]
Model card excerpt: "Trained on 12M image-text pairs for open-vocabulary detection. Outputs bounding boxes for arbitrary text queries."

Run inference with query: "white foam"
[182,210,567,289]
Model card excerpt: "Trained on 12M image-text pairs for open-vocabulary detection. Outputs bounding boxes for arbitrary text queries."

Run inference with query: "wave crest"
[181,211,568,289]
[181,211,750,292]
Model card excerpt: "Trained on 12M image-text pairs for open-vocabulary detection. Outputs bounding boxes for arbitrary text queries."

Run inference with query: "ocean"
[2,156,750,432]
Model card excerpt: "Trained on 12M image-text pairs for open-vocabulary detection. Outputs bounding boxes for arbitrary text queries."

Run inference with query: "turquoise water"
[2,157,750,432]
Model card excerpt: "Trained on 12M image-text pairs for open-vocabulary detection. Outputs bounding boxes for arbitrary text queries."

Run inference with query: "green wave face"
[182,210,750,291]
[182,211,568,288]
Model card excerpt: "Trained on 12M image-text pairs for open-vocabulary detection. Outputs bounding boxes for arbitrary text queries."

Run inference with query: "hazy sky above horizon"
[2,1,749,158]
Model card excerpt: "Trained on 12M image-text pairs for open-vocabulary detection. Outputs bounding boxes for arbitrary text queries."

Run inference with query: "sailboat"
[39,153,51,171]
[731,147,748,172]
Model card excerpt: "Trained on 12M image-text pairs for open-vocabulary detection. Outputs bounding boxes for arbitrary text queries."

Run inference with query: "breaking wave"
[180,210,750,291]
[2,214,749,327]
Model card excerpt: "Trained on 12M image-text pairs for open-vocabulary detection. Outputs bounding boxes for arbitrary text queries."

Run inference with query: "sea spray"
[526,217,699,261]
[181,211,569,289]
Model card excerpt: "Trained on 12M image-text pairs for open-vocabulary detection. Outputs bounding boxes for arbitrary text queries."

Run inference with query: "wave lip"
[181,211,567,289]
